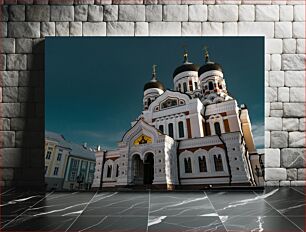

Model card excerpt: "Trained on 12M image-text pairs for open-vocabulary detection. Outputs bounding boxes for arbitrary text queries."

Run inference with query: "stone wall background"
[0,0,305,188]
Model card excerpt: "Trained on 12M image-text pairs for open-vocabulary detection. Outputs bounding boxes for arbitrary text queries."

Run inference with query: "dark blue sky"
[45,37,264,150]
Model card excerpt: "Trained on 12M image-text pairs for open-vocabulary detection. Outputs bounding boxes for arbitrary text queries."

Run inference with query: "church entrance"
[132,154,144,185]
[143,153,154,185]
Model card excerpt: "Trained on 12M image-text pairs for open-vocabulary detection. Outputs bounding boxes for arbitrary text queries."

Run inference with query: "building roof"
[45,131,95,161]
[172,62,199,78]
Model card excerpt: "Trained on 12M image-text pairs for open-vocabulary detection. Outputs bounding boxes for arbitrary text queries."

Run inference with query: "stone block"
[278,87,289,102]
[265,130,270,148]
[208,5,238,21]
[296,39,305,54]
[135,22,148,36]
[265,117,282,131]
[1,5,9,22]
[70,22,82,36]
[286,168,297,180]
[256,5,279,21]
[149,22,181,36]
[145,5,162,22]
[113,0,143,3]
[26,5,50,21]
[95,0,112,4]
[74,0,94,3]
[8,22,40,38]
[270,110,283,117]
[294,5,305,21]
[182,22,201,36]
[3,103,20,117]
[238,22,274,38]
[104,5,118,21]
[10,118,25,130]
[83,22,106,36]
[281,148,305,168]
[270,131,288,148]
[265,149,280,168]
[270,102,282,110]
[88,5,103,22]
[293,22,305,38]
[265,168,286,181]
[239,5,254,21]
[75,5,88,21]
[163,5,188,22]
[9,5,25,21]
[290,181,306,186]
[0,22,7,37]
[265,181,280,187]
[51,6,74,21]
[0,54,6,71]
[223,22,237,35]
[2,131,15,147]
[283,39,296,54]
[270,54,281,71]
[119,5,145,21]
[1,148,23,168]
[290,87,304,102]
[1,71,18,86]
[189,5,207,21]
[297,168,305,180]
[285,71,305,87]
[55,22,69,36]
[283,118,299,131]
[284,103,304,117]
[266,39,282,54]
[280,5,293,21]
[289,132,305,147]
[3,87,18,102]
[269,71,284,87]
[265,54,270,71]
[299,118,305,131]
[265,102,270,117]
[41,22,55,37]
[265,87,277,102]
[107,22,134,36]
[7,54,27,71]
[282,54,305,71]
[16,38,32,53]
[202,22,222,35]
[275,22,292,39]
[279,181,290,186]
[1,118,10,131]
[1,38,15,53]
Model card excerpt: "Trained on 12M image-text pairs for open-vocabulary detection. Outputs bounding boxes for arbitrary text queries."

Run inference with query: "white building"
[92,49,264,190]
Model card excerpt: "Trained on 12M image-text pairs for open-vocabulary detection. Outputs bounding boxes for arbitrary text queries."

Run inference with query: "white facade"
[92,51,262,190]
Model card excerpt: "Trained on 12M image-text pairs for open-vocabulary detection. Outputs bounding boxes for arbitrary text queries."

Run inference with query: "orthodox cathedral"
[92,49,264,190]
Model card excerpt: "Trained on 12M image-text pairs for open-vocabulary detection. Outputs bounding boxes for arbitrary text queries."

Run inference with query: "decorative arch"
[209,114,225,135]
[179,150,194,176]
[103,159,114,179]
[208,147,228,174]
[194,149,210,174]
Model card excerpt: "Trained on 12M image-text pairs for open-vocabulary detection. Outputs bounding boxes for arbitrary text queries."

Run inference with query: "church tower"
[143,65,165,110]
[198,48,232,105]
[172,50,201,97]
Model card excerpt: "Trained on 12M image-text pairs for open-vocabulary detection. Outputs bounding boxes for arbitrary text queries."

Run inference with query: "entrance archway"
[131,154,144,185]
[143,153,154,185]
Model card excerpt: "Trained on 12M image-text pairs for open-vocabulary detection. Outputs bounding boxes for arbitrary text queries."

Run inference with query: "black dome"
[198,62,222,76]
[173,63,199,78]
[143,80,165,91]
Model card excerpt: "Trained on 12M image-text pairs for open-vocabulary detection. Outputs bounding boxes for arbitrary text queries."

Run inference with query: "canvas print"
[45,37,264,191]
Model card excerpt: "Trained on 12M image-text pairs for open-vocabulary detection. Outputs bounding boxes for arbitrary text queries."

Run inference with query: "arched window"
[184,157,192,173]
[194,82,198,89]
[183,82,187,92]
[214,122,221,135]
[208,81,214,90]
[115,164,119,177]
[148,98,152,106]
[178,83,181,92]
[107,165,112,178]
[214,154,223,172]
[198,156,207,172]
[159,125,164,133]
[189,80,193,91]
[168,123,174,138]
[178,121,184,138]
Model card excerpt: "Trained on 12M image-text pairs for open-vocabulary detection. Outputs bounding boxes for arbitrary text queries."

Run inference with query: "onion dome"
[172,50,199,78]
[144,65,165,91]
[198,47,222,77]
